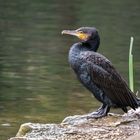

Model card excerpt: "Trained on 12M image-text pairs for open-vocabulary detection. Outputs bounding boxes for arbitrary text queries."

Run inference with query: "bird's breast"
[68,43,81,68]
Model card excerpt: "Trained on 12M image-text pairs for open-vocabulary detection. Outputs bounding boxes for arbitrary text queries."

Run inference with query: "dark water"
[0,0,140,139]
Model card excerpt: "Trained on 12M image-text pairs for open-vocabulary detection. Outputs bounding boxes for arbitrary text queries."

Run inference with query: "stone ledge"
[9,108,140,140]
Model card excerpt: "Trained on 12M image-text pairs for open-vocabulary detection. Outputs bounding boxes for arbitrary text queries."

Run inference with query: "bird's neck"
[82,38,100,52]
[69,36,100,58]
[69,40,100,71]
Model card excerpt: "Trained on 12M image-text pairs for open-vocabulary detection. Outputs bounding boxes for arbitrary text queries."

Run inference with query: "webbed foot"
[87,104,110,119]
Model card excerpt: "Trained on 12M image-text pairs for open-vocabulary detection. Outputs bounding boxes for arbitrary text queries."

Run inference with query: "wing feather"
[80,51,137,108]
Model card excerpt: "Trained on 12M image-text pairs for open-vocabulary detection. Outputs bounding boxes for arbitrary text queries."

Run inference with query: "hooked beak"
[61,30,89,41]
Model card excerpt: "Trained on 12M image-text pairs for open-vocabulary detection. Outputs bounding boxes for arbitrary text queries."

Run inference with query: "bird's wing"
[80,51,137,108]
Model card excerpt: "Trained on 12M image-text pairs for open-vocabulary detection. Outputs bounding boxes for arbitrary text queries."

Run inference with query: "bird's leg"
[87,104,110,119]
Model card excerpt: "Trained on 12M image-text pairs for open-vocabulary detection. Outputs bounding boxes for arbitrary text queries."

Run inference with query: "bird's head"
[62,27,99,42]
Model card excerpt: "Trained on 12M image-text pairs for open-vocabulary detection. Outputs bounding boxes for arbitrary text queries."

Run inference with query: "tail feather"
[136,98,140,107]
[135,91,140,107]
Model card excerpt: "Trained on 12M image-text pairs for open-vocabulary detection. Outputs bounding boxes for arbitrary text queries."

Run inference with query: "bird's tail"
[135,91,140,107]
[136,98,140,107]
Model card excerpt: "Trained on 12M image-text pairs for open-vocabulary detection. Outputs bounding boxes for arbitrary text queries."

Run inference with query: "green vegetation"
[129,37,134,92]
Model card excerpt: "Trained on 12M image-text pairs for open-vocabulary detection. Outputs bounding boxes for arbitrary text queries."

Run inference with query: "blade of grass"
[129,37,134,92]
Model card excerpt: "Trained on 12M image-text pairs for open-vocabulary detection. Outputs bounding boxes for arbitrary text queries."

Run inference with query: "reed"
[129,37,134,92]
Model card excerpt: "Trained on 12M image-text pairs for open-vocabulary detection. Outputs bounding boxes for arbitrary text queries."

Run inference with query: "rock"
[9,108,140,140]
[126,133,140,140]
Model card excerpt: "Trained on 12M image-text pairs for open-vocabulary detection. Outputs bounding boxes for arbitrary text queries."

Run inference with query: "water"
[0,0,140,139]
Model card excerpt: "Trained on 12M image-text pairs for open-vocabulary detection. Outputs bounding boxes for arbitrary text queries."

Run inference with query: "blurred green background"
[0,0,140,139]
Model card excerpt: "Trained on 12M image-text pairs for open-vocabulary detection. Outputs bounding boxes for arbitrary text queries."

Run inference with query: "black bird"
[62,27,140,118]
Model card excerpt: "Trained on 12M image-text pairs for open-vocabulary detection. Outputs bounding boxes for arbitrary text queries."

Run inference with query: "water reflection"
[0,0,140,139]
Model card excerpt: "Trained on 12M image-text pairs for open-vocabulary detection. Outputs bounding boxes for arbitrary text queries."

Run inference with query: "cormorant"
[62,27,140,118]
